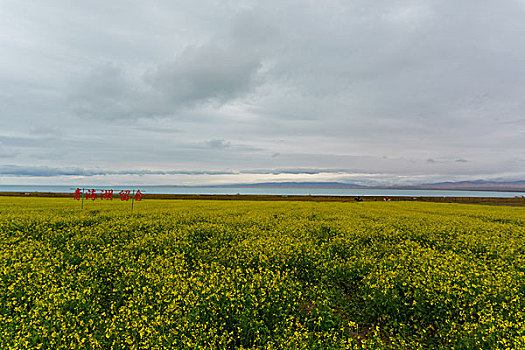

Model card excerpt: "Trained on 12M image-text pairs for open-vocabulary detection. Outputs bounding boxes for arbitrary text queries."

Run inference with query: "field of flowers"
[0,197,524,349]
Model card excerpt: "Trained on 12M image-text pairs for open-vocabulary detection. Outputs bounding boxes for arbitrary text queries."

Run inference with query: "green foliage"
[0,198,524,349]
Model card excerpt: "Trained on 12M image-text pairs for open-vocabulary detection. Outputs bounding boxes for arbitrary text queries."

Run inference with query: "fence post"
[131,189,135,215]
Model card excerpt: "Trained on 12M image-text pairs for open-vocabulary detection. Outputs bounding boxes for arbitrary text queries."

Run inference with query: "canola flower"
[0,197,524,349]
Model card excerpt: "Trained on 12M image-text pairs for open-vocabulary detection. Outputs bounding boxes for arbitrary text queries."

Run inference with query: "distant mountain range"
[205,180,525,191]
[413,180,525,191]
[212,182,363,188]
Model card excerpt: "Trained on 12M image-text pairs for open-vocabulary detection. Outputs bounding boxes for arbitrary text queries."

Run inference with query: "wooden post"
[131,189,135,215]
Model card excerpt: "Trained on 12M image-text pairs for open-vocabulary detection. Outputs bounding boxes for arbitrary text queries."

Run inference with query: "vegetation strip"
[1,197,524,348]
[1,191,524,207]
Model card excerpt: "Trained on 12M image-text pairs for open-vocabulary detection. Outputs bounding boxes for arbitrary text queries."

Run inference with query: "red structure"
[72,188,144,202]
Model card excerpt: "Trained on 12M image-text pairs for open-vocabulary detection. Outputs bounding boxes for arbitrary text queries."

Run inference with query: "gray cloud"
[69,64,162,120]
[0,164,496,178]
[0,165,345,177]
[145,43,262,107]
[69,10,274,120]
[240,168,352,175]
[205,139,231,150]
[0,165,90,177]
[1,0,525,185]
[29,126,63,137]
[0,148,18,158]
[0,165,237,177]
[2,163,524,187]
[69,46,263,120]
[0,165,379,178]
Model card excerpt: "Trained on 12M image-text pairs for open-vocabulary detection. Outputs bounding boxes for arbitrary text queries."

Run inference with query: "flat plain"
[1,197,524,349]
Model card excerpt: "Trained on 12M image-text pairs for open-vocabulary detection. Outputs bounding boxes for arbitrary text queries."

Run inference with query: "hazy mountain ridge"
[205,180,525,191]
[416,180,525,190]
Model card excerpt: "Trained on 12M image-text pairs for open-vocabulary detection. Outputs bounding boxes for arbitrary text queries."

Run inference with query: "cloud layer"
[1,0,524,185]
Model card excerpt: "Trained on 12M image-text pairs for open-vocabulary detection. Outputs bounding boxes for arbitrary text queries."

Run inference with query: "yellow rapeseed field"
[0,197,524,349]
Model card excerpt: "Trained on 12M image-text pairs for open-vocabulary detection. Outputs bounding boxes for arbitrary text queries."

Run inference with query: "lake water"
[0,185,523,198]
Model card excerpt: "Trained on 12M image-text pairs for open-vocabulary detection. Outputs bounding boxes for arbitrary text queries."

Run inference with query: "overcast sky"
[1,0,525,186]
